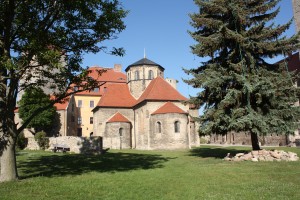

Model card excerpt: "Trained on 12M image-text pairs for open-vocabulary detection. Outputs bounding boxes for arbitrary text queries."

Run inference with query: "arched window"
[135,71,140,80]
[174,121,180,133]
[119,128,123,137]
[156,121,162,133]
[148,70,154,79]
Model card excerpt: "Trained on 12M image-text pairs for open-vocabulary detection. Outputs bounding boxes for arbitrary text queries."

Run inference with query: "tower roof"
[136,76,188,105]
[125,58,164,72]
[107,112,131,123]
[152,102,187,115]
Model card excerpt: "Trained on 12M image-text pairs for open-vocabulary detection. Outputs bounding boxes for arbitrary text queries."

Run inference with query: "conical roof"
[125,58,164,72]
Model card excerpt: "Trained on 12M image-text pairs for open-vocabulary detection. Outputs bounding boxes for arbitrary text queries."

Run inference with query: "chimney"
[165,78,177,90]
[114,64,122,72]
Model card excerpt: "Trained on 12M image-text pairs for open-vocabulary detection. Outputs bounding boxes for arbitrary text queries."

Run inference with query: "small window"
[148,70,154,79]
[78,100,82,108]
[78,117,82,125]
[71,115,75,122]
[127,73,130,82]
[71,103,74,112]
[74,86,79,91]
[90,100,94,108]
[104,87,107,92]
[174,121,180,133]
[93,87,99,92]
[135,71,140,80]
[119,128,123,136]
[156,122,162,133]
[90,117,93,124]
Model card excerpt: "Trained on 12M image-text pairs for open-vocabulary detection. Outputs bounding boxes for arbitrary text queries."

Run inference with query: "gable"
[152,102,187,115]
[107,112,131,123]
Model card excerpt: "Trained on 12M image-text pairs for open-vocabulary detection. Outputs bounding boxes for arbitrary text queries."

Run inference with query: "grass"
[0,145,300,200]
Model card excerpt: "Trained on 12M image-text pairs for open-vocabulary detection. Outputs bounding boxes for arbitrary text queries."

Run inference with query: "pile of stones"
[224,149,299,162]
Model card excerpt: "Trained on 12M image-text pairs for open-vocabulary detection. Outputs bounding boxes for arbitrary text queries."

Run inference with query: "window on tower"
[148,70,154,79]
[135,71,140,80]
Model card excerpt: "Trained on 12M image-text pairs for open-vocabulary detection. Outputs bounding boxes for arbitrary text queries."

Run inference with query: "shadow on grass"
[18,152,172,179]
[189,147,249,159]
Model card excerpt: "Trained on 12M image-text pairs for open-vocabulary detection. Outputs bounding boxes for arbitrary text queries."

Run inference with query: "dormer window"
[93,87,99,92]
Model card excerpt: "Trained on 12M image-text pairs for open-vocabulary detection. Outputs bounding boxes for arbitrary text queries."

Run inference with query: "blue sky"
[83,0,297,99]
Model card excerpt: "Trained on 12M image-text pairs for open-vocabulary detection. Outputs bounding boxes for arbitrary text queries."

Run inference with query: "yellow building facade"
[74,95,101,137]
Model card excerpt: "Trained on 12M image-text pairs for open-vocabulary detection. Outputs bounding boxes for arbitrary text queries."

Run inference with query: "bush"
[16,132,27,150]
[34,131,49,150]
[200,137,208,144]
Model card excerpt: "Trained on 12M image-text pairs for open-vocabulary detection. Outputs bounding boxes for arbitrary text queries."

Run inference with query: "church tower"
[125,57,165,99]
[293,0,300,34]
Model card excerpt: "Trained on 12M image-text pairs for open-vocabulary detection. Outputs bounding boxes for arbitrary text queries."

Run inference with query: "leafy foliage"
[34,131,49,150]
[19,87,56,133]
[185,0,300,149]
[0,0,127,181]
[16,132,27,150]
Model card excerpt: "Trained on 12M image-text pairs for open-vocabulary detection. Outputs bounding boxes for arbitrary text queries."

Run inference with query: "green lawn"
[1,146,300,200]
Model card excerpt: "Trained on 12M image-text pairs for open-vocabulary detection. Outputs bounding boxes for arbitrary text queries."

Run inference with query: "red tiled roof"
[152,102,187,115]
[73,66,126,96]
[88,66,126,82]
[51,96,70,110]
[96,83,136,108]
[137,76,188,104]
[107,112,131,123]
[54,99,70,110]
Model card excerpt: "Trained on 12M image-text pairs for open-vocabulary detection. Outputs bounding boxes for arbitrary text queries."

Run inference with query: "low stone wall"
[224,149,299,162]
[25,136,102,154]
[25,137,40,150]
[48,136,102,154]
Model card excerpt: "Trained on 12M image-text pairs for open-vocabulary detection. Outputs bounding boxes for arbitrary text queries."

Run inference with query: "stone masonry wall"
[104,122,132,149]
[149,113,189,150]
[48,136,102,154]
[93,108,134,137]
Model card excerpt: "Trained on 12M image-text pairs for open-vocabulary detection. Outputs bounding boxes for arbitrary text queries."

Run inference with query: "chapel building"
[92,57,200,150]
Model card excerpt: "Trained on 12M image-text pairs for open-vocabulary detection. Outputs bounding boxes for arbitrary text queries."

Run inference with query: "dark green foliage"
[185,0,300,149]
[0,0,127,182]
[16,132,27,150]
[18,87,56,133]
[34,131,49,150]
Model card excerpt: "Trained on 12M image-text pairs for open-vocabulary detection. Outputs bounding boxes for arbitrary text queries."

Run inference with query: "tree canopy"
[185,0,300,150]
[18,87,56,134]
[0,0,127,182]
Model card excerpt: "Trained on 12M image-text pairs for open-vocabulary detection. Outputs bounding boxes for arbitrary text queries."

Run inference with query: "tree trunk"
[0,134,18,182]
[250,131,261,150]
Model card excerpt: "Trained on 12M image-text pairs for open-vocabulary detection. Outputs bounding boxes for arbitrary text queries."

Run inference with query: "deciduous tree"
[185,0,300,150]
[0,0,127,182]
[18,87,56,134]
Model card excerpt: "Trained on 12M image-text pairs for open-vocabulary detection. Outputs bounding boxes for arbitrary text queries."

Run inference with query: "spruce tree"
[185,0,300,150]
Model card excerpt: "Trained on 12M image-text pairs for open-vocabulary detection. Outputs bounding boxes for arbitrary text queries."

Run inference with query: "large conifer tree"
[185,0,300,150]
